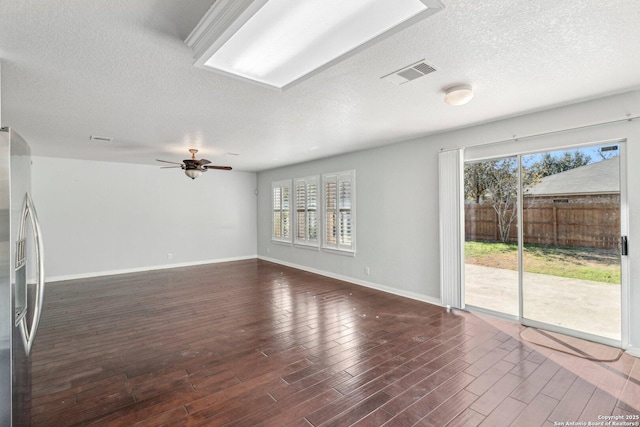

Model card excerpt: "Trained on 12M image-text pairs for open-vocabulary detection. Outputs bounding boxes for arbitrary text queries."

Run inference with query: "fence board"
[465,201,620,248]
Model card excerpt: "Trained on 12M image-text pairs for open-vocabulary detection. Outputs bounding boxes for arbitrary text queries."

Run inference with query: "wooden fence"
[465,200,620,248]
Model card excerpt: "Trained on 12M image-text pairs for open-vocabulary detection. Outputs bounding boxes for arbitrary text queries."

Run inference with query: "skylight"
[186,0,444,90]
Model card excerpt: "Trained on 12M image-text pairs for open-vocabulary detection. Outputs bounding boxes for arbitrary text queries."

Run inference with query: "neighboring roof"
[526,157,620,196]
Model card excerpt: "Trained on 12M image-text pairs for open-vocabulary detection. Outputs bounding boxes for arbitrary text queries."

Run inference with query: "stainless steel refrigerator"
[0,127,45,427]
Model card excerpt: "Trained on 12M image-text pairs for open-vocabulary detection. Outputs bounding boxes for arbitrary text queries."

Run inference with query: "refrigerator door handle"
[17,193,45,356]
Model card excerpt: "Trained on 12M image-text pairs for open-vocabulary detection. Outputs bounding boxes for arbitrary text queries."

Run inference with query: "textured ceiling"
[1,0,640,171]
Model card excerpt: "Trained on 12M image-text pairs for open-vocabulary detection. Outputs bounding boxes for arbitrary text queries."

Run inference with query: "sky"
[522,143,620,166]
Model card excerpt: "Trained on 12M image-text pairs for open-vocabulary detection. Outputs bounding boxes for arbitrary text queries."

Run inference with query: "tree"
[464,161,492,203]
[484,159,519,243]
[527,151,591,178]
[465,159,539,243]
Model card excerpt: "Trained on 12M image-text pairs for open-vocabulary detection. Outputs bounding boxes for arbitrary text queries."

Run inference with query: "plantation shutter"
[324,176,337,246]
[295,180,306,240]
[272,180,292,242]
[294,176,319,246]
[273,186,282,238]
[307,178,318,243]
[339,178,352,246]
[323,171,355,252]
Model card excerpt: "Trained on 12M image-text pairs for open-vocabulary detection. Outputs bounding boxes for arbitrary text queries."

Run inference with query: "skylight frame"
[185,0,444,91]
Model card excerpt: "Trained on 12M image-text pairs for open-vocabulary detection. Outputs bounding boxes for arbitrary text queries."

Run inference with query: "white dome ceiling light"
[444,84,474,106]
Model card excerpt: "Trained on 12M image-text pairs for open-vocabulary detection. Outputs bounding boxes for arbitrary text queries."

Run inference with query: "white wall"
[256,89,640,354]
[32,157,257,280]
[258,139,442,304]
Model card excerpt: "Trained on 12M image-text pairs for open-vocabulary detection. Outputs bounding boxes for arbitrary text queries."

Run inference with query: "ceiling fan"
[157,149,232,180]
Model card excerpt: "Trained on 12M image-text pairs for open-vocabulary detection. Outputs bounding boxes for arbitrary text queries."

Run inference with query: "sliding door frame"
[517,141,625,348]
[462,154,521,322]
[461,126,630,349]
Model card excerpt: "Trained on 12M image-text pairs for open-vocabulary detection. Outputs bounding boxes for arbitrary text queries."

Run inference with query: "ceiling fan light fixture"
[444,84,474,106]
[184,169,203,180]
[157,149,232,178]
[185,0,444,90]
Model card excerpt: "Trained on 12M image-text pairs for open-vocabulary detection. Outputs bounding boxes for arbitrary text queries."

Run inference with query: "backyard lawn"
[465,241,621,284]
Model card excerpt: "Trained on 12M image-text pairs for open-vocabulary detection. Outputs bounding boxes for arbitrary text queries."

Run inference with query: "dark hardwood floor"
[29,259,640,426]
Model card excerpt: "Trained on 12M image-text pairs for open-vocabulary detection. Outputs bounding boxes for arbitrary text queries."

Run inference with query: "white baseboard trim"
[258,255,442,307]
[47,255,443,308]
[625,346,640,359]
[45,255,258,283]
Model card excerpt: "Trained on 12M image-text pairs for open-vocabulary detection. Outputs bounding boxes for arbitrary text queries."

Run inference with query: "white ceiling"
[1,0,639,172]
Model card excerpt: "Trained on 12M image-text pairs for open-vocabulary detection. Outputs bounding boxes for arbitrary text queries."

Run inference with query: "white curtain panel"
[438,149,464,309]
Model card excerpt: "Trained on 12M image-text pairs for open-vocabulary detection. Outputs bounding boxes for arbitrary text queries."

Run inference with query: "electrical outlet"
[167,253,173,260]
[364,267,370,275]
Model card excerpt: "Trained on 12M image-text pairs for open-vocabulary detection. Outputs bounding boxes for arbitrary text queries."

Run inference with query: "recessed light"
[186,0,444,90]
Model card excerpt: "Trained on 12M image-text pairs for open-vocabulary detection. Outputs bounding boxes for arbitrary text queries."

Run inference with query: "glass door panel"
[464,157,519,316]
[521,145,621,341]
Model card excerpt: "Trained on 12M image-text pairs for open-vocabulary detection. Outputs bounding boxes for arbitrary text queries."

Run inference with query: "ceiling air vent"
[381,60,436,85]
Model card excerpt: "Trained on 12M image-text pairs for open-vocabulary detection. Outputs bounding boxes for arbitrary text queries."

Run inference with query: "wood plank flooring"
[28,259,640,426]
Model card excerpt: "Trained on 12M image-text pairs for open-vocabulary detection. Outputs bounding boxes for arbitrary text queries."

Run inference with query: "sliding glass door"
[463,143,624,345]
[521,145,622,342]
[463,156,520,317]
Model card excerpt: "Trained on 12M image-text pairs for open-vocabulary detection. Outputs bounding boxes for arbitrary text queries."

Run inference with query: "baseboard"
[258,255,442,307]
[45,255,258,283]
[47,255,443,308]
[625,346,640,359]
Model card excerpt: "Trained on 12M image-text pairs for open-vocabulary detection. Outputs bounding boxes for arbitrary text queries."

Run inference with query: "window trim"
[322,170,356,254]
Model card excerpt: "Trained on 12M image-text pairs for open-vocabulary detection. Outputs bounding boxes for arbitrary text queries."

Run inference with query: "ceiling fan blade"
[160,166,182,169]
[196,158,211,166]
[156,159,183,165]
[204,165,232,170]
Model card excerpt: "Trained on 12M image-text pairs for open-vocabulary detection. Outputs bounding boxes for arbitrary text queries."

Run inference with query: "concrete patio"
[464,264,621,340]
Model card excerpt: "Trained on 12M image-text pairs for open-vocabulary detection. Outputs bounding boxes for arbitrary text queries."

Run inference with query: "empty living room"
[1,0,639,426]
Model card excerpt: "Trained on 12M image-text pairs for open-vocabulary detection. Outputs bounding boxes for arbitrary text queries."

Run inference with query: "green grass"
[465,240,620,284]
[465,241,517,257]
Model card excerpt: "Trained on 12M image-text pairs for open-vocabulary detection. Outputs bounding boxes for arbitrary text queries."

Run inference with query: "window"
[272,180,291,243]
[294,176,319,246]
[323,170,355,253]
